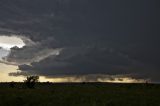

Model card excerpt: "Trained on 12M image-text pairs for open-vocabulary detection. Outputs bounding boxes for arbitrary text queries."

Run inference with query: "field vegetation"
[0,82,160,106]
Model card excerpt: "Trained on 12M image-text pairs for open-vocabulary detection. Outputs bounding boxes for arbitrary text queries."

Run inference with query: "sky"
[0,0,160,83]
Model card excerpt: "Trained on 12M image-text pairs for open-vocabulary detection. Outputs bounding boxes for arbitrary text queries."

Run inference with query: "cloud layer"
[0,0,160,82]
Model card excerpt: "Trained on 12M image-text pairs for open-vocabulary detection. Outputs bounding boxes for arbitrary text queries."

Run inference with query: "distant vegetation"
[8,76,39,89]
[0,82,160,106]
[9,81,15,88]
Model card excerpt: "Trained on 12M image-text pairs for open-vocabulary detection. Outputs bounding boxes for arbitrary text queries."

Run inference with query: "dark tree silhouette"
[24,76,39,88]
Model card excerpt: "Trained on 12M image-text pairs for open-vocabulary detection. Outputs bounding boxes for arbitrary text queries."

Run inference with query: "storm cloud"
[0,0,160,82]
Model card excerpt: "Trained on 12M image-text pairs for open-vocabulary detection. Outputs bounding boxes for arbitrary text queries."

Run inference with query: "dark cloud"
[0,0,160,82]
[5,40,62,65]
[15,47,158,81]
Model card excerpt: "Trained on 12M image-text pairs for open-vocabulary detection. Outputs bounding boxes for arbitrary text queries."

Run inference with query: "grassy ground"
[0,83,160,106]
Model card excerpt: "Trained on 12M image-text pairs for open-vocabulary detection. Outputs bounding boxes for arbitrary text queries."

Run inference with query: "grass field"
[0,83,160,106]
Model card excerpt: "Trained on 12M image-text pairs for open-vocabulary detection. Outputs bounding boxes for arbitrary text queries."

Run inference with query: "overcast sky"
[0,0,160,82]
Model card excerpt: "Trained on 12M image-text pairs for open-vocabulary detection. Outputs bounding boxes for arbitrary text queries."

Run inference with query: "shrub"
[24,76,39,88]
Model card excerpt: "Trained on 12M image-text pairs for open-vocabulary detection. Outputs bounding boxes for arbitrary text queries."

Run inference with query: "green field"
[0,83,160,106]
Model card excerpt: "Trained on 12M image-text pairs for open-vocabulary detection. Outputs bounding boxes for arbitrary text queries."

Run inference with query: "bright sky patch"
[0,35,25,50]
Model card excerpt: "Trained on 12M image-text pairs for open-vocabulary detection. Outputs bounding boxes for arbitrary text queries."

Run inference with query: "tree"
[24,76,39,88]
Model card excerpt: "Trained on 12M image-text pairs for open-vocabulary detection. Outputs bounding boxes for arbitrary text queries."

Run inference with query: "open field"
[0,83,160,106]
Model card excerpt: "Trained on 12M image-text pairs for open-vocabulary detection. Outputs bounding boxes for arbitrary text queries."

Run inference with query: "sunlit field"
[0,83,160,106]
